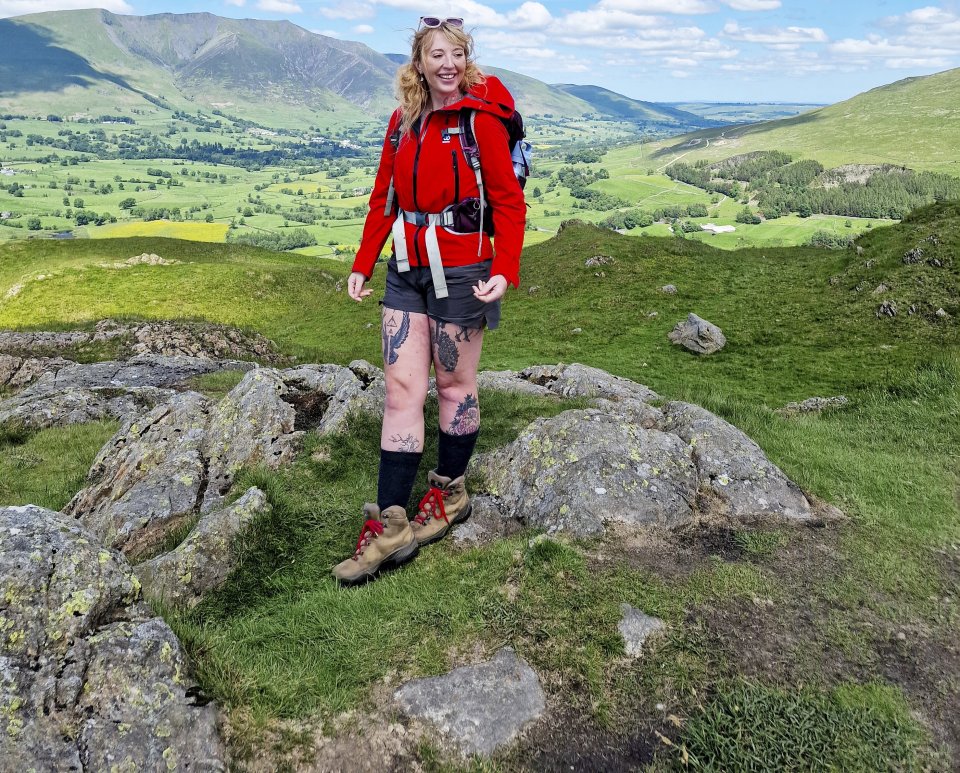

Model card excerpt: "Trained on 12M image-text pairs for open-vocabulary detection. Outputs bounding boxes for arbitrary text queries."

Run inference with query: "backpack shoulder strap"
[457,108,484,257]
[383,122,402,217]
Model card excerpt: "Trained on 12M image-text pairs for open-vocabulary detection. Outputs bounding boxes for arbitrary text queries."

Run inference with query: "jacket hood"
[443,74,515,118]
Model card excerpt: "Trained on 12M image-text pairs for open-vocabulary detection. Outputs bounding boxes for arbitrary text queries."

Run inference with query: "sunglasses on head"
[418,16,464,30]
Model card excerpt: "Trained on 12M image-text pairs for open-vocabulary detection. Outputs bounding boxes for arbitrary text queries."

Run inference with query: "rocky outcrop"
[136,487,270,609]
[280,359,385,436]
[0,354,253,430]
[778,395,849,415]
[0,505,226,771]
[202,369,299,512]
[668,313,727,355]
[64,391,213,561]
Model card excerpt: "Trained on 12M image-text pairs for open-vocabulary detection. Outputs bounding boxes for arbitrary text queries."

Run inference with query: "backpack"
[383,106,533,236]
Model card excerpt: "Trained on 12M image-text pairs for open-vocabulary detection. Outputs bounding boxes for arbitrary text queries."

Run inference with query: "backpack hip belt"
[392,209,451,299]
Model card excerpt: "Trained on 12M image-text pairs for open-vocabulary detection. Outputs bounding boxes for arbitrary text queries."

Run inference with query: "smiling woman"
[334,18,527,585]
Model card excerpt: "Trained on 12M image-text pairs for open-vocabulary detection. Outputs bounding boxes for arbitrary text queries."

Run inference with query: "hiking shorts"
[382,256,501,330]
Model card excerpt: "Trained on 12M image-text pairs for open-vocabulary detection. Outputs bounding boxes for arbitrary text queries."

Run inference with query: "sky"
[4,0,960,103]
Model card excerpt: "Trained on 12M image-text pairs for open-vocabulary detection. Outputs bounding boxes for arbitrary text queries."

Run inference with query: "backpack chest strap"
[392,210,449,299]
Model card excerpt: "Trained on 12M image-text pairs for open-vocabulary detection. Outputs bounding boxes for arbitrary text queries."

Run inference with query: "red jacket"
[352,75,525,288]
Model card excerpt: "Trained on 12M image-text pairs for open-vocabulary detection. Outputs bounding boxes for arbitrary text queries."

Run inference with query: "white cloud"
[720,0,781,10]
[885,56,950,69]
[722,21,827,45]
[257,0,302,13]
[313,28,344,37]
[0,0,132,15]
[224,0,245,7]
[353,23,374,33]
[597,0,714,13]
[671,69,692,77]
[318,2,374,20]
[369,0,551,30]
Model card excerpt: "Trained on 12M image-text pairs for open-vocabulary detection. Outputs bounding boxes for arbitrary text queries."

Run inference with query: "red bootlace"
[414,487,448,526]
[352,519,384,560]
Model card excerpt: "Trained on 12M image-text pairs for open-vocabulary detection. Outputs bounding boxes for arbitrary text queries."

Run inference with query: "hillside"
[647,67,960,175]
[554,83,717,132]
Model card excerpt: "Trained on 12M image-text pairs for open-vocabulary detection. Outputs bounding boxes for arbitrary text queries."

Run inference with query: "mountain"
[0,10,714,136]
[0,10,399,128]
[648,67,960,175]
[553,84,718,131]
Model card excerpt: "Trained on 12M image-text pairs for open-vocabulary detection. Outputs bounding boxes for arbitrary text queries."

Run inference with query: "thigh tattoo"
[382,310,411,366]
[432,322,481,373]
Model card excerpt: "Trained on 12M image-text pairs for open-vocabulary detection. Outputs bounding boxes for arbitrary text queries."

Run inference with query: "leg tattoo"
[389,433,421,452]
[448,393,480,435]
[382,311,411,366]
[432,321,459,373]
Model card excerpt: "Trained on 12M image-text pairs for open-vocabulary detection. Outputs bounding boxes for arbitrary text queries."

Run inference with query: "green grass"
[0,421,118,509]
[675,680,929,772]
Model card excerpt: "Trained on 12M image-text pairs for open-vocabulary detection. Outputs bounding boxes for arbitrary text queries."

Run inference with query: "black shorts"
[382,256,501,330]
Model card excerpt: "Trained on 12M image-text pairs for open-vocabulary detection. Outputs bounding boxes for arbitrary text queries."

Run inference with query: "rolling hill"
[646,67,960,175]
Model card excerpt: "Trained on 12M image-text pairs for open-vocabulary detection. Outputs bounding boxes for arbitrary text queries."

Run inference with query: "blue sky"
[5,0,960,103]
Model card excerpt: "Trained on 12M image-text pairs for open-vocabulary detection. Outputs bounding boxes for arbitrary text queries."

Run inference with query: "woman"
[333,17,525,584]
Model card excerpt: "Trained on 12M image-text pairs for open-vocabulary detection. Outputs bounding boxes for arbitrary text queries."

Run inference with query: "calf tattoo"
[382,311,411,365]
[449,393,480,435]
[389,433,420,452]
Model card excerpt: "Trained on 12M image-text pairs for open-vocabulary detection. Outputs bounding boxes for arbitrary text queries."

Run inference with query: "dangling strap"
[392,212,410,272]
[468,110,484,257]
[423,220,449,299]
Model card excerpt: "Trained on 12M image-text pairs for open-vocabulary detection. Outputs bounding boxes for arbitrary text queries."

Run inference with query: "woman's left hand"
[473,274,508,303]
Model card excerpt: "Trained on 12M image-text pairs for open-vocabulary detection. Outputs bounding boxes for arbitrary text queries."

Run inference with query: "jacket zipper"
[452,150,460,203]
[411,113,433,267]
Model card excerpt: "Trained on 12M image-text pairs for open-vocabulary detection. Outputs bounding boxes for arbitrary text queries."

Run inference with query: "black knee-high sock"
[377,449,422,512]
[436,428,479,480]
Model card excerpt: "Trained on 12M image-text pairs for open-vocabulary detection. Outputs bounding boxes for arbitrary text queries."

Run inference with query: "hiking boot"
[410,470,472,546]
[332,503,418,586]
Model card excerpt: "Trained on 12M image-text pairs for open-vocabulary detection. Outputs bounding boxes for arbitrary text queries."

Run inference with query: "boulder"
[0,353,19,386]
[136,487,270,609]
[202,368,300,512]
[280,359,385,436]
[668,313,726,355]
[520,362,660,403]
[395,648,545,757]
[64,391,213,560]
[778,395,849,415]
[662,401,813,522]
[0,505,225,771]
[619,604,665,657]
[480,408,698,536]
[476,370,556,398]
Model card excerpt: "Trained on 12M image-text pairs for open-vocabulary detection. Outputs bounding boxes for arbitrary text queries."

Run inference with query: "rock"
[936,308,950,319]
[571,327,583,334]
[877,300,898,318]
[903,247,924,264]
[476,370,555,398]
[479,408,698,536]
[38,354,255,392]
[0,353,19,385]
[0,386,118,429]
[662,401,813,522]
[451,495,523,545]
[394,648,545,757]
[585,255,614,267]
[0,505,225,771]
[280,360,385,436]
[64,391,213,560]
[619,604,665,657]
[202,368,300,512]
[520,362,660,403]
[136,487,270,609]
[527,285,540,295]
[872,283,890,295]
[5,356,74,390]
[778,395,849,415]
[659,284,678,294]
[668,313,726,355]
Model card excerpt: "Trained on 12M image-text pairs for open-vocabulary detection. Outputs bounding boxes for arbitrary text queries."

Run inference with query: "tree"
[735,206,761,225]
[119,197,136,210]
[26,216,41,231]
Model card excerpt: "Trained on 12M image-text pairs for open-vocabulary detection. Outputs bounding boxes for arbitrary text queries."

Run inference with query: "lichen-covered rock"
[395,648,545,757]
[0,353,19,386]
[778,395,849,416]
[520,362,660,403]
[136,487,270,608]
[476,370,556,398]
[663,401,813,522]
[0,386,117,429]
[0,505,226,771]
[668,313,727,354]
[281,360,385,435]
[64,391,213,560]
[202,368,300,512]
[6,356,74,389]
[37,353,254,392]
[479,409,698,536]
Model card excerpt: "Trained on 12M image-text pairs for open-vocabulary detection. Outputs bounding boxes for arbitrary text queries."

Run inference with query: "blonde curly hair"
[396,22,485,135]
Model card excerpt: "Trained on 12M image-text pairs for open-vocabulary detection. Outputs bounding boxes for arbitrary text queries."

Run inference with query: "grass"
[2,202,958,768]
[675,680,928,772]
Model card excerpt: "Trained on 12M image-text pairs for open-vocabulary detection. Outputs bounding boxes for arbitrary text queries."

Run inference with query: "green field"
[2,201,958,768]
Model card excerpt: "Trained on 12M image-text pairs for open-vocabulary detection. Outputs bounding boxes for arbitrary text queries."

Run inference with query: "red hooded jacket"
[352,75,525,288]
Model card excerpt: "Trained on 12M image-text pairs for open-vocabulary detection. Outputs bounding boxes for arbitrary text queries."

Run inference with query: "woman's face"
[418,30,466,107]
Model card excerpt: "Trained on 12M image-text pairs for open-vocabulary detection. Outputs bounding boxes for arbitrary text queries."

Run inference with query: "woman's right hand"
[347,271,372,302]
